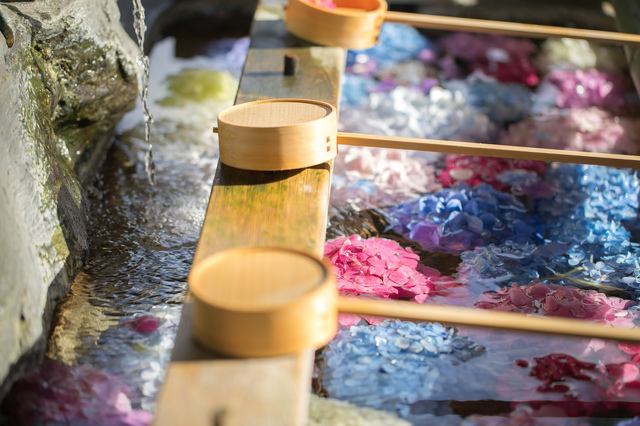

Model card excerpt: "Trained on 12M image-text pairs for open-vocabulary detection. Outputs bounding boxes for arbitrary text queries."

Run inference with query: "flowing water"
[131,0,156,185]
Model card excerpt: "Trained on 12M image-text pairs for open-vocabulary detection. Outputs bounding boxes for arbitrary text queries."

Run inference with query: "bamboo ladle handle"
[337,132,640,169]
[339,297,640,342]
[384,10,640,46]
[213,126,640,169]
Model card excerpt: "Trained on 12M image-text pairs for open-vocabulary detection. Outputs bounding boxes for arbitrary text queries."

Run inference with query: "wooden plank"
[195,47,343,262]
[155,302,315,426]
[154,3,345,425]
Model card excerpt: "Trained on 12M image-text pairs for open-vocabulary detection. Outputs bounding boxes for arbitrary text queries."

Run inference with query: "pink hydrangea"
[325,235,462,325]
[304,0,336,9]
[325,235,462,299]
[542,68,635,114]
[438,32,539,86]
[499,107,640,155]
[325,235,435,300]
[120,316,160,334]
[331,146,441,212]
[475,281,636,326]
[514,353,640,417]
[438,154,548,193]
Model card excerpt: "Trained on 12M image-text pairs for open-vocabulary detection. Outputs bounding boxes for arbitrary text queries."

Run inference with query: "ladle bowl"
[285,0,387,49]
[216,98,337,171]
[189,247,337,357]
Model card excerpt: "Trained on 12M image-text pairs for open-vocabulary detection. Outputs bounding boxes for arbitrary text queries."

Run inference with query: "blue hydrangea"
[318,320,486,418]
[442,78,532,124]
[458,164,640,295]
[346,23,435,69]
[384,184,545,254]
[340,74,379,107]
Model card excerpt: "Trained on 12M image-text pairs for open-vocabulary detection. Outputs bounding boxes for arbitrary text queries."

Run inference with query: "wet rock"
[0,0,138,399]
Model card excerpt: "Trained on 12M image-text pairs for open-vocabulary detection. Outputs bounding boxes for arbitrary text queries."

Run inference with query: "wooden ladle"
[189,247,640,358]
[284,0,640,50]
[214,98,640,171]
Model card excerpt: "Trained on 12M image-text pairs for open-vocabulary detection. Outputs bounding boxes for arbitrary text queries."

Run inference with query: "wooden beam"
[153,3,345,425]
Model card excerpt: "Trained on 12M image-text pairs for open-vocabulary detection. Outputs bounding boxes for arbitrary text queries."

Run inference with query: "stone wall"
[0,0,139,399]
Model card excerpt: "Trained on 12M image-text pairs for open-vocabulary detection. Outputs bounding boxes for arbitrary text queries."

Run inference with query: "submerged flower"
[318,319,485,416]
[4,359,153,425]
[120,316,160,334]
[515,353,640,417]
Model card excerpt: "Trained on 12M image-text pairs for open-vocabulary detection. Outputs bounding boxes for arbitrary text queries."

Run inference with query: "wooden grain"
[338,132,640,169]
[154,11,346,424]
[189,247,337,357]
[385,10,640,46]
[217,99,337,170]
[155,303,315,426]
[339,297,640,343]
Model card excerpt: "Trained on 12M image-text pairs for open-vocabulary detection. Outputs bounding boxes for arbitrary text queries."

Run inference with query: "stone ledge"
[0,0,138,400]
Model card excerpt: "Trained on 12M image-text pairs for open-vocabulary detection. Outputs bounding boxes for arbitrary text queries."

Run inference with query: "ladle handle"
[338,297,640,342]
[384,10,640,46]
[337,132,640,169]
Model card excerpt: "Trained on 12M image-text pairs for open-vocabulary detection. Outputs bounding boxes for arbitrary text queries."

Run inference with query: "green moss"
[50,225,70,263]
[20,48,60,211]
[157,69,238,106]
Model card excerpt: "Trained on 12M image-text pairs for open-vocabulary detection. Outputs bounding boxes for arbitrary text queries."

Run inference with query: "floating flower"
[442,77,533,124]
[346,23,434,70]
[4,358,153,425]
[499,107,640,155]
[438,154,549,194]
[535,38,629,73]
[533,68,637,115]
[331,146,441,212]
[324,235,451,302]
[525,353,597,393]
[339,85,498,144]
[438,32,539,86]
[318,320,485,417]
[514,353,640,417]
[475,281,636,326]
[304,0,336,9]
[385,184,545,254]
[438,32,537,64]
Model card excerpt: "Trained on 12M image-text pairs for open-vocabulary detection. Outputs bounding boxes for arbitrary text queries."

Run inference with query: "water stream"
[131,0,156,185]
